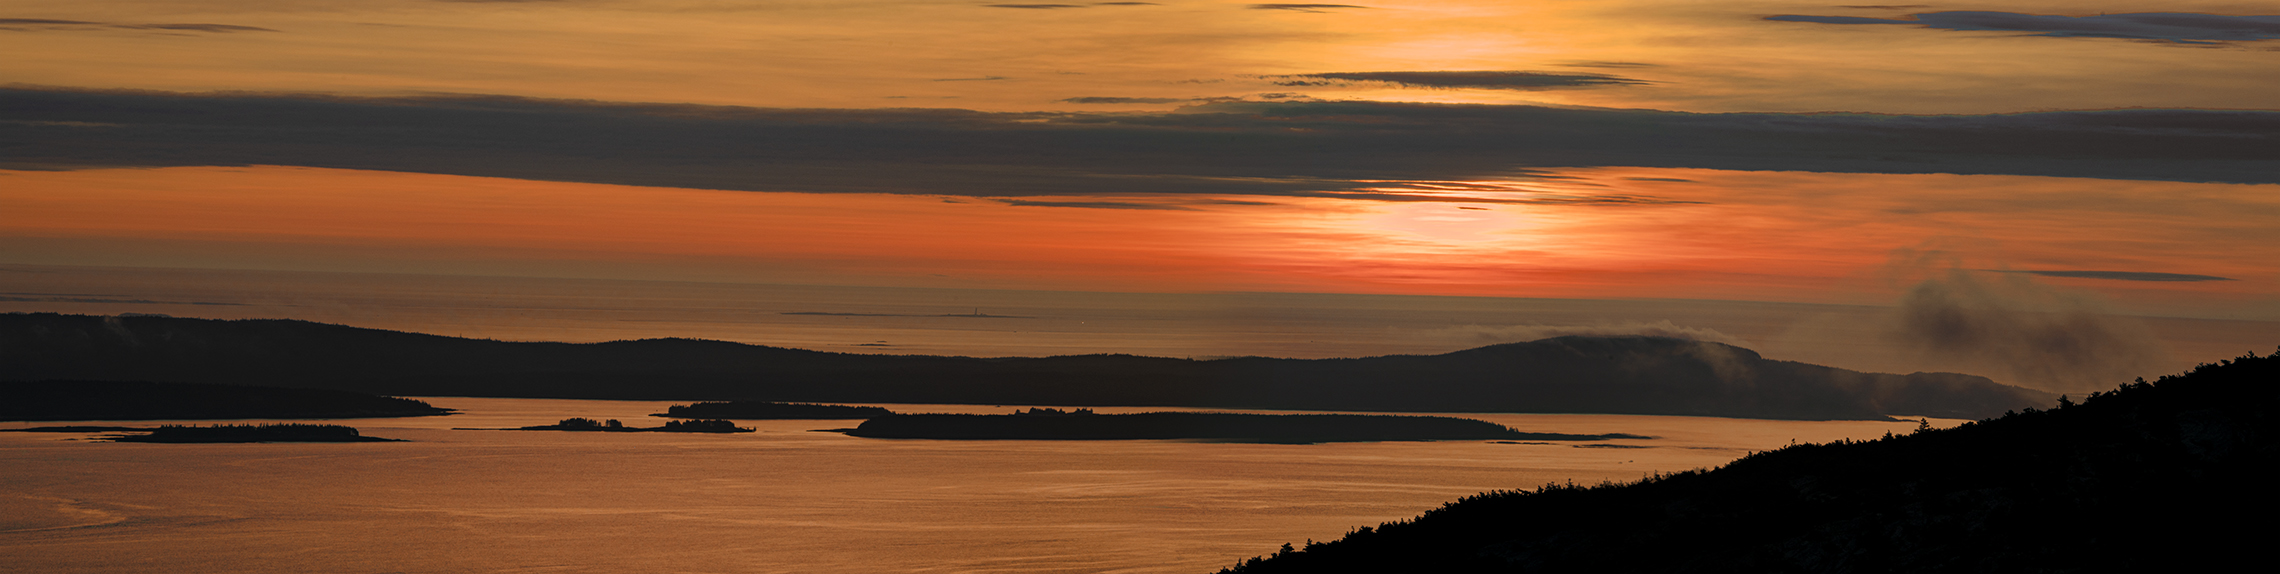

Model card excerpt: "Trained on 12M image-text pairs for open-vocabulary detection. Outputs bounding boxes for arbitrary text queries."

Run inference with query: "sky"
[4,0,2278,389]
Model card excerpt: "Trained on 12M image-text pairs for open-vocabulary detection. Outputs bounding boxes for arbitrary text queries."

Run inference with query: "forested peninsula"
[104,423,400,443]
[843,409,1643,443]
[1216,350,2280,573]
[660,401,893,419]
[1,379,453,421]
[5,313,2050,421]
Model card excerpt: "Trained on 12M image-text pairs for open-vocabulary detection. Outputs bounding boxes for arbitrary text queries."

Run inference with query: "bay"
[1,398,1939,574]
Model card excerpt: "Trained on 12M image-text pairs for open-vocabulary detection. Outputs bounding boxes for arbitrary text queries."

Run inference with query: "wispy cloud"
[1060,97,1187,104]
[1248,4,1369,13]
[1554,61,1658,69]
[2004,270,2235,282]
[1767,11,2280,44]
[1264,71,1648,90]
[0,18,278,33]
[6,87,2277,201]
[998,199,1197,210]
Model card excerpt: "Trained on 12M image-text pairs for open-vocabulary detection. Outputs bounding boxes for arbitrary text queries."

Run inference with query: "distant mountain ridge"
[0,313,2051,420]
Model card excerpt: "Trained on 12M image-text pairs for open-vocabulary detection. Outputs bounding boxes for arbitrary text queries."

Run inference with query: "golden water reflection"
[0,397,1950,573]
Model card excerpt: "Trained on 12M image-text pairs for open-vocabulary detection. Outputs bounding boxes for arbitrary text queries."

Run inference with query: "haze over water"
[1,398,1953,574]
[6,264,2273,393]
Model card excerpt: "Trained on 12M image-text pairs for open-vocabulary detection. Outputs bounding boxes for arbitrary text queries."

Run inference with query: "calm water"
[1,398,1942,574]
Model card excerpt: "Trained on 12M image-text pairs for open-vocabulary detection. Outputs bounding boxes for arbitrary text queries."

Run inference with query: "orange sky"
[4,0,2277,373]
[5,165,2271,320]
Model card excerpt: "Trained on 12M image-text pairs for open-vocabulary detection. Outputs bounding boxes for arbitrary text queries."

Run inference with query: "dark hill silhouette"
[1215,349,2280,573]
[1,380,453,421]
[2,313,2049,421]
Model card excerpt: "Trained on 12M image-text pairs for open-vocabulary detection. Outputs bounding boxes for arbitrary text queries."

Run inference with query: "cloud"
[2006,270,2235,282]
[1554,61,1658,69]
[998,199,1197,210]
[0,18,279,33]
[5,87,2278,201]
[1767,11,2280,44]
[1409,320,1752,348]
[1249,4,1369,13]
[1264,71,1648,90]
[1060,97,1187,104]
[985,4,1088,9]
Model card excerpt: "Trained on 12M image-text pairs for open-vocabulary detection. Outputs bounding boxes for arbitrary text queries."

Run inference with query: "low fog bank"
[1759,249,2207,396]
[1883,269,2168,395]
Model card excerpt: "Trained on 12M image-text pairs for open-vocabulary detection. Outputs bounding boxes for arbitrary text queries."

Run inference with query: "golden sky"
[4,0,2278,343]
[6,0,2278,113]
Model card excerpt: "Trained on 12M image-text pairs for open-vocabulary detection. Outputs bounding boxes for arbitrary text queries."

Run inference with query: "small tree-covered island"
[843,409,1650,444]
[108,423,402,443]
[658,401,895,420]
[485,418,753,433]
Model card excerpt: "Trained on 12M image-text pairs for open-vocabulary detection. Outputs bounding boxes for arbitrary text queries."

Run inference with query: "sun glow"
[2,165,2271,314]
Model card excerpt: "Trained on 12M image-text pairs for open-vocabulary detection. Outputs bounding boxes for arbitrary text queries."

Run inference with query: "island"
[478,417,753,433]
[657,401,894,419]
[1,380,454,421]
[841,408,1651,443]
[106,423,401,443]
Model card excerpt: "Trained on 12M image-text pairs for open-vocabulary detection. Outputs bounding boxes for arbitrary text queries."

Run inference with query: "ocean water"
[6,264,2226,572]
[0,398,1943,574]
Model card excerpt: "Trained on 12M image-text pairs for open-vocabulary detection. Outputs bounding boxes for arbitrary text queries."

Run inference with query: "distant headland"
[843,408,1650,443]
[1,380,454,421]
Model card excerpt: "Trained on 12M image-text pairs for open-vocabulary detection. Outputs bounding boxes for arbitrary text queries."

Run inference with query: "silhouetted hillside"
[1216,349,2280,573]
[844,409,1641,443]
[2,313,2051,420]
[1,380,453,421]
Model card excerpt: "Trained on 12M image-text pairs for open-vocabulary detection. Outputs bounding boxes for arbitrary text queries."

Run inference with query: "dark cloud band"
[4,87,2277,200]
[1768,11,2280,44]
[1060,97,1188,104]
[1265,71,1647,90]
[1249,4,1368,12]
